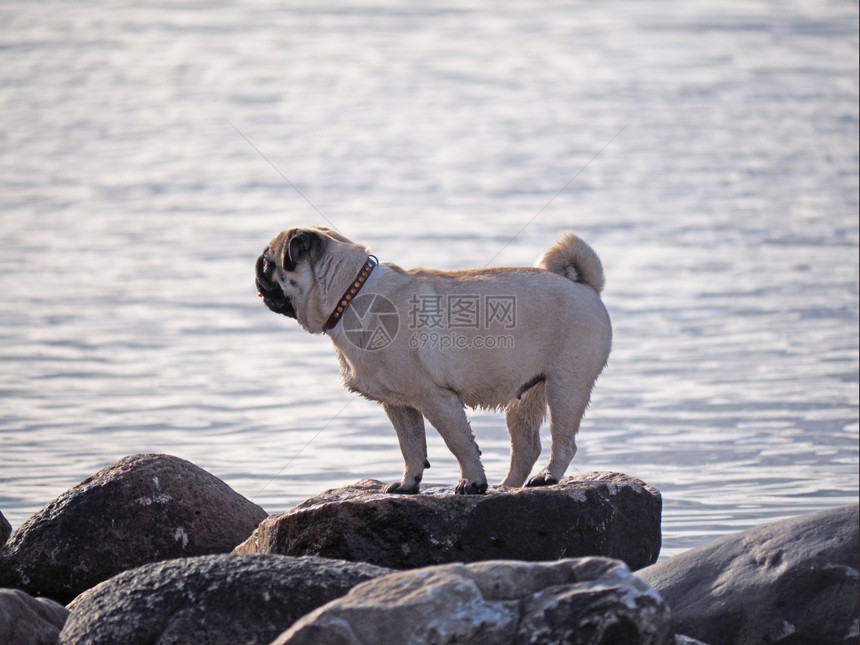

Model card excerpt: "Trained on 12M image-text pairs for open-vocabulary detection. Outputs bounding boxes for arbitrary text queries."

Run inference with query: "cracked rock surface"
[60,554,392,645]
[0,454,267,603]
[235,472,662,571]
[639,503,859,645]
[271,556,673,645]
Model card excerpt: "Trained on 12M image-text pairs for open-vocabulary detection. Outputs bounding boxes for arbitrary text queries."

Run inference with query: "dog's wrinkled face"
[256,226,371,334]
[255,252,296,318]
[255,228,326,320]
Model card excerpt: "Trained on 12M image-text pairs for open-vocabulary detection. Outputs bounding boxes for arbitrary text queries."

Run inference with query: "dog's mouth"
[255,255,297,319]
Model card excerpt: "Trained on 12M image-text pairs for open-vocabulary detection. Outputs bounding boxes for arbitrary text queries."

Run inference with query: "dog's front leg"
[383,403,429,494]
[419,392,488,495]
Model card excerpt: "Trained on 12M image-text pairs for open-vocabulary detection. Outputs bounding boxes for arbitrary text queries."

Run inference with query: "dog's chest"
[334,346,409,405]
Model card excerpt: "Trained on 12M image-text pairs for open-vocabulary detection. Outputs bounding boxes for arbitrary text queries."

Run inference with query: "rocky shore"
[0,453,856,645]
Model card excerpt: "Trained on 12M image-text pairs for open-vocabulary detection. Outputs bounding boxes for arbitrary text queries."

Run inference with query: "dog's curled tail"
[539,232,605,295]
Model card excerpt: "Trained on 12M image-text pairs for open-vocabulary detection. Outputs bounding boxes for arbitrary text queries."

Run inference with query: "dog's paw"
[384,481,420,495]
[525,473,559,487]
[454,479,488,495]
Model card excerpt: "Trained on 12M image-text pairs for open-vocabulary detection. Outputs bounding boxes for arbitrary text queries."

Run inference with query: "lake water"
[1,1,857,559]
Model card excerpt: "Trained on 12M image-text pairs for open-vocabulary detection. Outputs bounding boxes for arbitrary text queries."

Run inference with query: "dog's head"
[255,227,369,333]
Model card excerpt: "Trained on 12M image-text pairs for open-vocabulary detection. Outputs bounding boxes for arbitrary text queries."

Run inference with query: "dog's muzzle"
[255,255,297,319]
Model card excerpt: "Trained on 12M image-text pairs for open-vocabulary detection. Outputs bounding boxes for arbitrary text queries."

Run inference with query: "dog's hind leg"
[501,382,546,487]
[526,379,592,487]
[418,391,488,495]
[383,403,429,494]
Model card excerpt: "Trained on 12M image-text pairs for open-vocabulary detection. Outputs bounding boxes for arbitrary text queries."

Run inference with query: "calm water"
[1,1,857,558]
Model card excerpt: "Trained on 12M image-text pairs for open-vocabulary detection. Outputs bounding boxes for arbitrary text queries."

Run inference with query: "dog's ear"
[285,229,325,272]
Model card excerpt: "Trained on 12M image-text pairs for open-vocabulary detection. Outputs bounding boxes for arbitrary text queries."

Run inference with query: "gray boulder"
[272,556,674,645]
[638,503,859,645]
[0,454,267,603]
[0,587,69,645]
[0,510,10,545]
[60,554,392,645]
[235,472,661,571]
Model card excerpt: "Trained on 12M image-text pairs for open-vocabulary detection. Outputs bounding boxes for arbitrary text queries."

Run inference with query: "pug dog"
[256,227,611,495]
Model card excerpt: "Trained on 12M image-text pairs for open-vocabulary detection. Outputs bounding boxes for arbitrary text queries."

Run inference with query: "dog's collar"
[323,255,378,332]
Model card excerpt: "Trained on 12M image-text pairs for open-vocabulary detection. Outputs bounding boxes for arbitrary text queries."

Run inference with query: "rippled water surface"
[1,1,857,558]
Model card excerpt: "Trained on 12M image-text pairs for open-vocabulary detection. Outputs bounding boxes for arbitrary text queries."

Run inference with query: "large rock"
[638,503,859,645]
[0,511,10,545]
[0,588,69,645]
[60,554,391,645]
[272,556,674,645]
[235,472,661,571]
[0,454,267,603]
